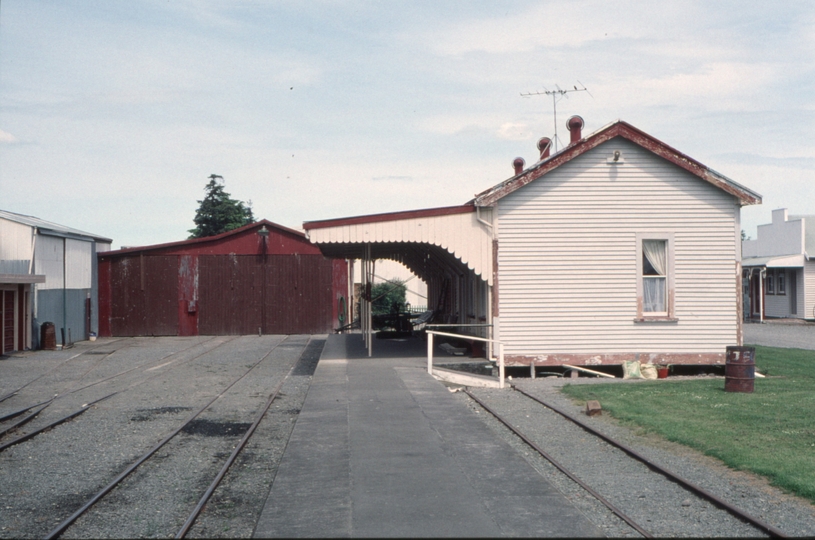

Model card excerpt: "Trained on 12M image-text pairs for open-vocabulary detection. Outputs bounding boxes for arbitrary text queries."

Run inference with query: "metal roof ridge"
[0,208,113,243]
[303,204,475,230]
[102,219,302,256]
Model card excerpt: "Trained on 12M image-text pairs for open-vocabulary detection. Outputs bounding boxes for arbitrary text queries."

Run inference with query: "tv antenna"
[521,81,591,151]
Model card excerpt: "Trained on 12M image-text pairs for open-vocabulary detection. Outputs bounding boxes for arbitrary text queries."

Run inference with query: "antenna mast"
[521,82,590,151]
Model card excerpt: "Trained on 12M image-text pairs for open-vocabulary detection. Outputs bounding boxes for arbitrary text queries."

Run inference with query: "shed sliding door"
[198,255,334,335]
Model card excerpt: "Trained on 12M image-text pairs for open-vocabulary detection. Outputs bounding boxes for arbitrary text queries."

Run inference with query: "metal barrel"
[725,346,755,393]
[41,322,57,350]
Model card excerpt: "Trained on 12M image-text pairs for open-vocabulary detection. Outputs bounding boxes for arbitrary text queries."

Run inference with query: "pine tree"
[188,175,255,238]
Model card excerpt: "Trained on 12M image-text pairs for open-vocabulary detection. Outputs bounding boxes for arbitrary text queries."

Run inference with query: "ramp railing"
[426,330,505,389]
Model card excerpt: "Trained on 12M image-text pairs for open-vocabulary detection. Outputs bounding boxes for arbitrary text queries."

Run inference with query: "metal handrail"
[426,330,505,389]
[426,323,493,327]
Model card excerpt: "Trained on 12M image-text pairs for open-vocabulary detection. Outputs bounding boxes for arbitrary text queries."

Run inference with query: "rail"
[426,330,505,389]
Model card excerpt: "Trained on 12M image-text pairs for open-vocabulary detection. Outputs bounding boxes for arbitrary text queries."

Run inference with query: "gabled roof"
[101,219,307,257]
[0,209,112,243]
[472,120,762,207]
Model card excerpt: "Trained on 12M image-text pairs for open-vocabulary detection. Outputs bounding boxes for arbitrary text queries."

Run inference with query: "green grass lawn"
[560,345,815,502]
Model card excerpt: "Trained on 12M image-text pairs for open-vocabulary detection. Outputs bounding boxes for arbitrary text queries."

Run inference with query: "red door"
[3,291,15,353]
[749,273,764,318]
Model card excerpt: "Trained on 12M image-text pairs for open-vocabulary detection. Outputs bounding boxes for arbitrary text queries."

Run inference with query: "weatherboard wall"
[495,138,741,365]
[806,262,815,319]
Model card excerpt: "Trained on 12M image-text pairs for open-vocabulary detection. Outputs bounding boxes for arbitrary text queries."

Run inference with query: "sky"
[1,1,813,249]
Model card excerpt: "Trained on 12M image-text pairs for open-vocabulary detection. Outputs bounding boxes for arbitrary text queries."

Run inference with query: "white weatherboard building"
[0,210,112,352]
[305,118,762,366]
[742,209,815,321]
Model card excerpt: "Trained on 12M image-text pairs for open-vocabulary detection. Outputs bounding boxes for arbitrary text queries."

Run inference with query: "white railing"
[426,323,494,357]
[426,330,505,389]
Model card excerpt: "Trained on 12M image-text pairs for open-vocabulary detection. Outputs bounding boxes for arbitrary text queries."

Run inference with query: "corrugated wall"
[109,256,178,336]
[103,253,338,336]
[497,137,740,359]
[198,255,263,335]
[197,254,334,335]
[0,218,33,270]
[34,289,89,345]
[34,235,65,289]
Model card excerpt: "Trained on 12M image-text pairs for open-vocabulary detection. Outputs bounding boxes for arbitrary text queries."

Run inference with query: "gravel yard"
[743,320,815,350]
[0,335,322,539]
[2,328,815,538]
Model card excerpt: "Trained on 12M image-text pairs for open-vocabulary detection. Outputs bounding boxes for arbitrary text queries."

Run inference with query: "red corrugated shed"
[98,220,348,337]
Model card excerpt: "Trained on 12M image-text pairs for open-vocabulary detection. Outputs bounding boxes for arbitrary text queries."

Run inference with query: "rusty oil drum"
[725,346,755,393]
[40,322,57,351]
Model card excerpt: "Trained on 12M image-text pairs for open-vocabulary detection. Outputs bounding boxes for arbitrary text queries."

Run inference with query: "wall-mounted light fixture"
[257,225,269,238]
[607,149,624,165]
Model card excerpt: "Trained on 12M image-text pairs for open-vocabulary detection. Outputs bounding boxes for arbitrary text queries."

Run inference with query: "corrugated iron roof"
[472,120,762,207]
[101,219,306,257]
[0,209,112,242]
[742,254,806,268]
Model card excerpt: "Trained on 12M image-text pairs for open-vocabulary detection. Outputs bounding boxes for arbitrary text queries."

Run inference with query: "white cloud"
[414,114,493,135]
[496,122,534,141]
[0,130,18,144]
[590,61,777,114]
[413,1,687,56]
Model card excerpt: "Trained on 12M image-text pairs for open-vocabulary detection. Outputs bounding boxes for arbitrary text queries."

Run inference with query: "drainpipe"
[63,237,67,346]
[29,228,37,274]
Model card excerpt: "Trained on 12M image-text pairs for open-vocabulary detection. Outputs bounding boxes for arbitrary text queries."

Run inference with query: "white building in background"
[742,208,815,321]
[0,210,112,352]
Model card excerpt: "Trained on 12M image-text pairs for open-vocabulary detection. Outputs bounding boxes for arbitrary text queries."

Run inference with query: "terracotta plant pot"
[657,368,669,379]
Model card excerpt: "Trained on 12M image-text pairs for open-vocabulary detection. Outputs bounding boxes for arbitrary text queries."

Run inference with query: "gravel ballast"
[458,376,815,537]
[0,335,322,539]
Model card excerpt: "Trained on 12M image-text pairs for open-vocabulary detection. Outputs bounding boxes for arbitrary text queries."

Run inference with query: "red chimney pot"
[513,157,525,176]
[567,115,584,145]
[537,137,552,160]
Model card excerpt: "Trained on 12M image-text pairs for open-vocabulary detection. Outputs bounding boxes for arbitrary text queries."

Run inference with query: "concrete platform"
[254,334,602,538]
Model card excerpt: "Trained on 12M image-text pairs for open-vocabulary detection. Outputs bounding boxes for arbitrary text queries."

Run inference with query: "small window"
[766,269,775,295]
[777,270,786,295]
[636,234,675,322]
[642,240,667,313]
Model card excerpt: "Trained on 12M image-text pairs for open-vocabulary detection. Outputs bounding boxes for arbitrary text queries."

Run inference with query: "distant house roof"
[741,254,806,268]
[0,209,112,243]
[472,119,762,207]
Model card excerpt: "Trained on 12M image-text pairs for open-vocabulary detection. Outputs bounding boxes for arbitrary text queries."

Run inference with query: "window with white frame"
[777,269,785,295]
[642,240,667,313]
[766,269,775,295]
[636,234,674,321]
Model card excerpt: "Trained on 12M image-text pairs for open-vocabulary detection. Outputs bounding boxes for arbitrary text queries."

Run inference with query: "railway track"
[0,335,323,539]
[0,336,232,451]
[463,385,789,538]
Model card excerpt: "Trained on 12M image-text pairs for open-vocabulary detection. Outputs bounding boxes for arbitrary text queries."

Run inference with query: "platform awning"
[741,254,805,268]
[304,205,494,286]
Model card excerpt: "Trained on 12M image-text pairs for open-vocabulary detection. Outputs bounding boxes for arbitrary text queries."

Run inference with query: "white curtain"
[643,240,666,312]
[642,240,666,276]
